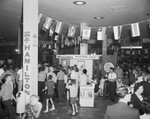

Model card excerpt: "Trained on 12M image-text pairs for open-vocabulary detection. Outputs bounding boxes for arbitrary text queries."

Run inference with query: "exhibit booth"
[56,54,101,107]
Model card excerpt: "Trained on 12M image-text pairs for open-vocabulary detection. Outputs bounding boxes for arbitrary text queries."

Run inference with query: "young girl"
[66,79,78,116]
[0,74,16,119]
[43,75,55,113]
[96,76,107,96]
[22,95,42,119]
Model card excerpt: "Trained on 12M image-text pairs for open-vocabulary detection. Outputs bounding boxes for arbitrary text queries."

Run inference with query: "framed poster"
[77,61,85,71]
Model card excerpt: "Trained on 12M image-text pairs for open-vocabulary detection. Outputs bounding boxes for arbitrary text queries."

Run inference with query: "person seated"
[130,82,144,114]
[140,97,150,119]
[104,86,139,119]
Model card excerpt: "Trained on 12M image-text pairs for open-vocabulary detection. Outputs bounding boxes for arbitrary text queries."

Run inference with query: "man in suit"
[104,86,139,119]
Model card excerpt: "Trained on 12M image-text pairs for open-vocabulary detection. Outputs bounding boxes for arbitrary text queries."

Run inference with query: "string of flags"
[38,13,150,47]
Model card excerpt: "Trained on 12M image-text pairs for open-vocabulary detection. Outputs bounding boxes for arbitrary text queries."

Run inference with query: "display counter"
[79,84,95,107]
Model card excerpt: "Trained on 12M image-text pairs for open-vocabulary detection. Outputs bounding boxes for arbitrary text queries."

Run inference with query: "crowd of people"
[100,62,150,119]
[0,62,91,119]
[0,61,150,119]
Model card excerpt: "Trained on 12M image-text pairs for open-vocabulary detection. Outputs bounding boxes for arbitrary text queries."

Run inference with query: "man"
[104,86,140,119]
[57,68,65,101]
[107,67,117,101]
[79,69,88,86]
[115,65,123,80]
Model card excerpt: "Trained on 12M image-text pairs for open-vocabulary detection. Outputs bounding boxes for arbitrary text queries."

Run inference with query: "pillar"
[80,23,88,55]
[23,0,38,103]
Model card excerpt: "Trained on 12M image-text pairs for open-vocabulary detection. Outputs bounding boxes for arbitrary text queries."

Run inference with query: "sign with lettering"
[56,55,101,60]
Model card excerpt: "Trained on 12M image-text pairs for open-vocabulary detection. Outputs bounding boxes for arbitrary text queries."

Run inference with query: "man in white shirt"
[79,69,88,86]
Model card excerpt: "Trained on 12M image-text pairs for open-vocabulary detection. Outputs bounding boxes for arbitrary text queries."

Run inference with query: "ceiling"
[0,0,150,42]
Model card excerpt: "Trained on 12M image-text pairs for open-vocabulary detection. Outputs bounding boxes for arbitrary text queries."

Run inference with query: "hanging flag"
[38,13,43,24]
[82,27,91,40]
[54,35,59,41]
[68,25,77,37]
[61,35,65,48]
[42,17,53,30]
[113,26,122,40]
[49,27,54,36]
[144,49,148,54]
[74,38,77,45]
[43,44,47,48]
[65,37,69,45]
[97,27,106,40]
[55,21,63,34]
[131,23,140,37]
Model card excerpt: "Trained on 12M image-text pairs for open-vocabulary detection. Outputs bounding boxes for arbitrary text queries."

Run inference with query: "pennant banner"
[82,27,91,40]
[68,25,77,37]
[97,27,106,40]
[49,27,54,36]
[42,17,53,30]
[131,23,140,37]
[38,13,43,24]
[113,26,122,40]
[55,21,63,34]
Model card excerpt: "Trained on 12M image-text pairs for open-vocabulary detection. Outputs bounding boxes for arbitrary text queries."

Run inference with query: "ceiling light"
[73,1,86,5]
[94,16,104,20]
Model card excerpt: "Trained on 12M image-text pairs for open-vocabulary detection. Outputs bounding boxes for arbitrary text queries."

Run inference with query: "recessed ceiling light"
[73,1,86,5]
[94,16,104,20]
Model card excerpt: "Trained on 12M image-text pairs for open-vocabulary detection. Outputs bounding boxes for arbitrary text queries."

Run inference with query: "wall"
[70,59,93,80]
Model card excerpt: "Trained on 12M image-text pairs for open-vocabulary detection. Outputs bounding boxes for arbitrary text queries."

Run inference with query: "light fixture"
[73,1,86,5]
[94,16,104,20]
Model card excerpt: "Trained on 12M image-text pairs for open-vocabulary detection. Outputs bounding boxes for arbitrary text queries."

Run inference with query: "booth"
[79,83,95,107]
[56,55,102,80]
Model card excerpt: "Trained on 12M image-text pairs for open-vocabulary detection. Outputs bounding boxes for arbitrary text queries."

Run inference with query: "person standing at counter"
[107,67,117,102]
[79,69,88,86]
[70,66,79,86]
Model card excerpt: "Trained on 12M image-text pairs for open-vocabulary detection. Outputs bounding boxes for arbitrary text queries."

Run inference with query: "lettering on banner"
[24,31,31,96]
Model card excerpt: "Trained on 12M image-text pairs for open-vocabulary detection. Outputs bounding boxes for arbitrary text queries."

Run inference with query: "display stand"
[79,84,95,107]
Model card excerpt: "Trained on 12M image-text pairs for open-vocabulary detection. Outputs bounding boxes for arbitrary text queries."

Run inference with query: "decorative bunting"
[82,27,91,40]
[97,27,106,40]
[38,13,43,23]
[49,27,54,37]
[68,25,77,37]
[42,17,53,30]
[61,35,65,48]
[113,26,122,40]
[131,23,140,37]
[55,21,63,34]
[54,35,59,41]
[65,36,69,45]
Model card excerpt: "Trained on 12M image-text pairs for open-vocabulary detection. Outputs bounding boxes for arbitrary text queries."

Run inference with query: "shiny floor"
[38,96,114,119]
[1,96,115,119]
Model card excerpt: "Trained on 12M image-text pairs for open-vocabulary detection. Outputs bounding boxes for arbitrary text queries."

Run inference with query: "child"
[22,95,42,119]
[43,75,55,113]
[66,79,78,116]
[0,74,16,119]
[96,76,107,96]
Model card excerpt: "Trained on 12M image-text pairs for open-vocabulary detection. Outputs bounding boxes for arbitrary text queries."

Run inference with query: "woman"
[0,74,15,119]
[130,82,144,114]
[140,97,150,119]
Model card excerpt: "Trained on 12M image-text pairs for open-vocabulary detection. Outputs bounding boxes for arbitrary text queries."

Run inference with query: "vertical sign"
[23,0,38,103]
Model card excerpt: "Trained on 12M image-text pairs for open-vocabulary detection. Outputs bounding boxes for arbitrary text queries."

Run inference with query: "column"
[23,0,38,103]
